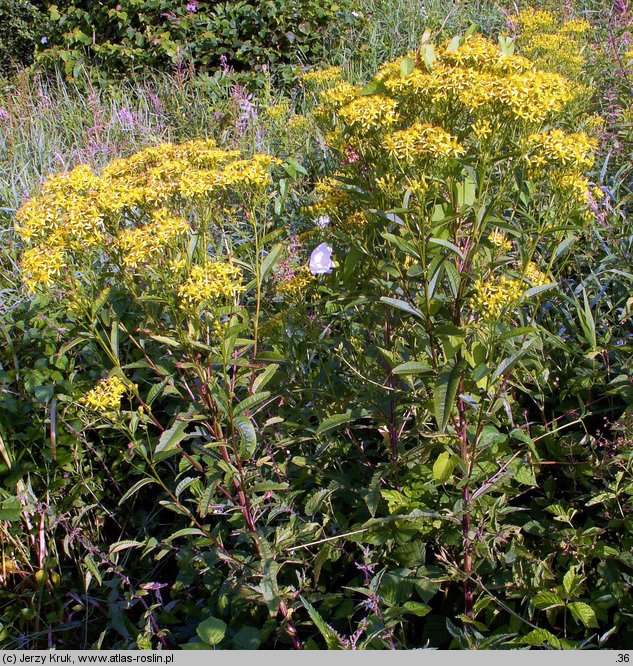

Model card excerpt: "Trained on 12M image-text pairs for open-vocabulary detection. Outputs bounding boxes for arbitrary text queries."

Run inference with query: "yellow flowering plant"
[305,28,599,625]
[15,138,309,646]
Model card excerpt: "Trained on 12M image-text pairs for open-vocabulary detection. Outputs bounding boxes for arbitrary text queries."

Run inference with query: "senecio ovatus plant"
[304,30,601,630]
[16,140,311,647]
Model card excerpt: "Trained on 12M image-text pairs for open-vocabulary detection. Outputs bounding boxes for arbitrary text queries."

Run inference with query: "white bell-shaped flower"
[309,242,334,275]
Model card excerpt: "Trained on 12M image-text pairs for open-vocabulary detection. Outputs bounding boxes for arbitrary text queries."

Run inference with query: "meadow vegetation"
[0,0,631,650]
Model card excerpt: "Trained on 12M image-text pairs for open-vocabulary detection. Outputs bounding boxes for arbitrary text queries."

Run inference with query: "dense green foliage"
[0,0,45,77]
[35,0,358,84]
[0,0,632,652]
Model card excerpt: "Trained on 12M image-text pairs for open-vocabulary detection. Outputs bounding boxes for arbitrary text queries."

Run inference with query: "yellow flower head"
[178,262,243,308]
[488,229,513,254]
[472,275,525,320]
[523,262,551,288]
[339,95,400,134]
[383,122,464,161]
[80,376,128,413]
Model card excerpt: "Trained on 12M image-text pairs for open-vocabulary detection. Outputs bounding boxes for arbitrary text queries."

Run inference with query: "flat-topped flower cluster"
[16,140,277,306]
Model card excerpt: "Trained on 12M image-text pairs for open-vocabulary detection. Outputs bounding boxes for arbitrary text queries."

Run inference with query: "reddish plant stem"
[457,384,473,619]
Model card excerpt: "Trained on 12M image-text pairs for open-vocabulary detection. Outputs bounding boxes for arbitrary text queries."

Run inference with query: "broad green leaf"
[520,628,561,649]
[109,540,144,555]
[252,363,279,393]
[433,360,464,432]
[165,528,207,542]
[400,55,415,76]
[456,175,476,208]
[422,43,436,69]
[155,414,190,458]
[402,601,431,617]
[232,626,261,650]
[118,478,159,506]
[514,462,537,487]
[568,601,599,628]
[432,451,457,484]
[445,35,462,52]
[234,391,272,416]
[429,237,465,260]
[563,567,584,598]
[196,616,227,646]
[533,591,564,610]
[498,35,515,56]
[260,243,283,282]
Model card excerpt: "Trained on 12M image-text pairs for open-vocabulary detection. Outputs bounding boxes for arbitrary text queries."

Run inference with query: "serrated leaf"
[109,540,144,555]
[300,596,341,649]
[520,628,561,648]
[402,601,431,617]
[514,462,537,486]
[533,591,564,610]
[568,601,598,628]
[165,528,207,542]
[196,616,227,646]
[563,567,584,598]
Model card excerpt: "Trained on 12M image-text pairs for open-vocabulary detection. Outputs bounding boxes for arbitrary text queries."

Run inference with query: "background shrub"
[0,0,46,77]
[35,0,359,84]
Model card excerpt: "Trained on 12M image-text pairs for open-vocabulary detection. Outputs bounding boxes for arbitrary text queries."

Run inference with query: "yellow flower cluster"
[116,209,189,270]
[553,173,591,205]
[303,66,344,87]
[276,266,315,297]
[338,95,400,134]
[264,102,290,121]
[442,35,517,71]
[471,119,493,140]
[21,243,66,293]
[178,262,243,308]
[340,211,369,230]
[472,275,525,320]
[514,9,591,78]
[523,262,551,288]
[16,165,104,248]
[17,140,277,292]
[523,129,597,172]
[316,82,359,113]
[378,49,572,124]
[309,176,353,217]
[80,376,128,413]
[383,123,464,161]
[488,229,513,254]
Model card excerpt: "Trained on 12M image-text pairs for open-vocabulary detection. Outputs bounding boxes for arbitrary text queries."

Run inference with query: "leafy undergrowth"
[0,0,631,651]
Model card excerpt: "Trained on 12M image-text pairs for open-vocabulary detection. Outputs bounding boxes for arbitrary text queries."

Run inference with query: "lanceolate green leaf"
[300,596,342,649]
[235,415,257,458]
[433,360,465,432]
